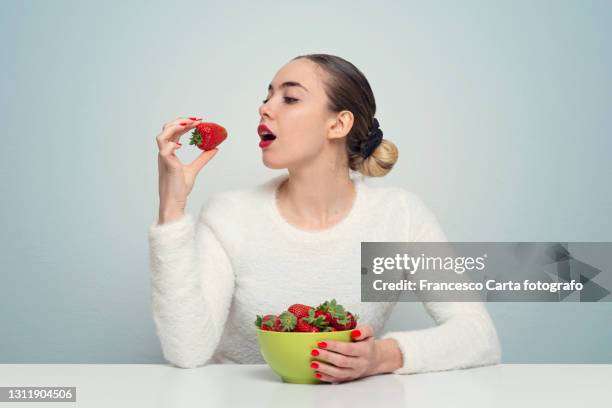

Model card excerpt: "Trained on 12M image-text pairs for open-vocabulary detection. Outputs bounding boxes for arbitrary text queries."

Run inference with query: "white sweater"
[148,173,502,374]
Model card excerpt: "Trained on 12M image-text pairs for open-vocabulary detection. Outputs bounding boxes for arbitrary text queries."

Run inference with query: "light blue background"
[1,0,610,363]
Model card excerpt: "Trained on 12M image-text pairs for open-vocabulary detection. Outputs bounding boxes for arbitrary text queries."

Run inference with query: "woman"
[149,53,501,383]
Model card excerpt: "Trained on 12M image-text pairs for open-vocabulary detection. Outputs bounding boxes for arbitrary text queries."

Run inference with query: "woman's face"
[258,58,338,169]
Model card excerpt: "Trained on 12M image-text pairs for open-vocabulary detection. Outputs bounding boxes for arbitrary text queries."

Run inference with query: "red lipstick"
[257,123,277,149]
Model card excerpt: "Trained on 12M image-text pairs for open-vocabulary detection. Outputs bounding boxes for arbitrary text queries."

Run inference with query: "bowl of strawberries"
[254,299,359,384]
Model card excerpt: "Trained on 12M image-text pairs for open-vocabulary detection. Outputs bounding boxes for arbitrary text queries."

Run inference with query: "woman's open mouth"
[259,134,276,148]
[258,124,277,149]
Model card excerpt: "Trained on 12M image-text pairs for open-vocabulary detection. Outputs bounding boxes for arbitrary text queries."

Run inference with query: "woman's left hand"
[310,324,382,384]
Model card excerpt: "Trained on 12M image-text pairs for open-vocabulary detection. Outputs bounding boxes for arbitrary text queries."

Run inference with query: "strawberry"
[256,314,280,331]
[255,312,296,332]
[316,299,347,322]
[287,304,313,319]
[332,311,359,331]
[278,311,297,332]
[314,310,333,325]
[295,317,320,332]
[303,308,329,330]
[189,122,228,151]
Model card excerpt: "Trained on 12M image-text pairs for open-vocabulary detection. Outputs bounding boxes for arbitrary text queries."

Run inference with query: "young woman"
[149,54,501,383]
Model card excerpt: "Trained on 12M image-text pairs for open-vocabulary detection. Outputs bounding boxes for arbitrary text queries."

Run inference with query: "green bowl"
[256,328,353,384]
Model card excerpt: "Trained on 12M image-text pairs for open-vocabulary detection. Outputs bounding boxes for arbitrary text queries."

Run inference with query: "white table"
[2,364,609,407]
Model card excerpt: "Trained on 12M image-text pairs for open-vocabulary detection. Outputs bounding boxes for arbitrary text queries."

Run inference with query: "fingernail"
[351,330,361,339]
[311,349,319,357]
[310,362,319,369]
[188,117,197,120]
[317,341,327,349]
[315,373,322,379]
[175,143,181,147]
[179,122,187,126]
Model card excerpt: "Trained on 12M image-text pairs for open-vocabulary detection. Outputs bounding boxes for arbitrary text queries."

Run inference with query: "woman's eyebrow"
[268,81,309,92]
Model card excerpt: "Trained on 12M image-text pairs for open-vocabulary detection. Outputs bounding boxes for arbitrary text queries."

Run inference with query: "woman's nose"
[259,97,276,118]
[258,102,270,118]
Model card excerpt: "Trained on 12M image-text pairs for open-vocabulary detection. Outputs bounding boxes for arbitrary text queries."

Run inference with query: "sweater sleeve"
[380,192,502,375]
[147,207,235,369]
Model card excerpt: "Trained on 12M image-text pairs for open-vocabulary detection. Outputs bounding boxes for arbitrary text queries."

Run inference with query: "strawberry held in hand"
[189,121,228,151]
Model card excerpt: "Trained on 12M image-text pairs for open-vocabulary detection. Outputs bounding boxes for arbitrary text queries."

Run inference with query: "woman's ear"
[328,110,354,140]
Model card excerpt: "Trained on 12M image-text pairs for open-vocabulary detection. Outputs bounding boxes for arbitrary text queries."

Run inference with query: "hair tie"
[362,117,383,158]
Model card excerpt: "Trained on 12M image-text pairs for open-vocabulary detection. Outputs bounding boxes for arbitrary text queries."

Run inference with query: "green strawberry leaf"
[279,311,297,331]
[263,317,276,328]
[304,308,328,327]
[335,312,351,325]
[189,129,202,146]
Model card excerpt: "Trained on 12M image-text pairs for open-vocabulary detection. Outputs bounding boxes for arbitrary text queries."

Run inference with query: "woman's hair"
[292,53,398,177]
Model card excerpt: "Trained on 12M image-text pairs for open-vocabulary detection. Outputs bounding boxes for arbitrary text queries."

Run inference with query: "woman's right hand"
[156,117,219,223]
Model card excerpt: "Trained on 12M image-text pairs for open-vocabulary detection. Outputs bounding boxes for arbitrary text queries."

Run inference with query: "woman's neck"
[277,170,356,230]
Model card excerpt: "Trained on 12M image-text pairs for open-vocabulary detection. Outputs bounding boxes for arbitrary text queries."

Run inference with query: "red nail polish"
[179,122,187,126]
[315,373,322,379]
[311,349,319,357]
[188,117,197,120]
[351,330,361,339]
[310,362,319,369]
[317,341,327,349]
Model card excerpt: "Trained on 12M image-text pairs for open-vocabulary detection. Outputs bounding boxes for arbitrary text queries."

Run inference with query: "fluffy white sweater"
[148,173,502,374]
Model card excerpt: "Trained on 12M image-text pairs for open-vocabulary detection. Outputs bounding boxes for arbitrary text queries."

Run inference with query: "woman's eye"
[261,97,298,104]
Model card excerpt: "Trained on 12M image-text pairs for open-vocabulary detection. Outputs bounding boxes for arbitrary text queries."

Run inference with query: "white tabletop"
[2,364,609,407]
